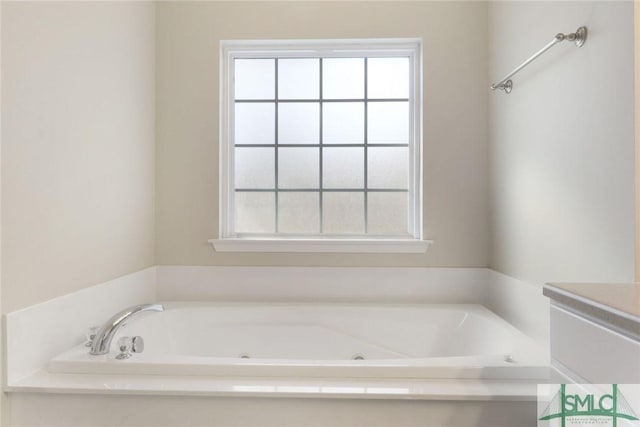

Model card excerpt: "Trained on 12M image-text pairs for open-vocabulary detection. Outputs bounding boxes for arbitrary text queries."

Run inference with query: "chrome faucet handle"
[116,336,133,359]
[131,336,144,353]
[115,336,145,360]
[85,326,100,347]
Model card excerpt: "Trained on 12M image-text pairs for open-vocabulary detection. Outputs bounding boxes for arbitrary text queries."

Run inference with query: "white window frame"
[211,38,431,253]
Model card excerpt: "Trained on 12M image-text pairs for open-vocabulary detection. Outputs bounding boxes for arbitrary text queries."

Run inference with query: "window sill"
[208,238,433,254]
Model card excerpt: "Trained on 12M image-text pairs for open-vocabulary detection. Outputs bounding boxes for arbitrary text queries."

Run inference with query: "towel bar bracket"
[559,26,587,47]
[494,80,513,94]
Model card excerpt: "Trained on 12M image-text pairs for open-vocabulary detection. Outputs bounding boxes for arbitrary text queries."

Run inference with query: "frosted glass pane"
[367,192,408,235]
[278,58,319,100]
[323,58,364,99]
[368,57,409,99]
[368,102,409,144]
[234,147,274,189]
[278,192,320,234]
[323,147,364,188]
[368,147,408,189]
[235,103,275,145]
[278,103,319,144]
[235,192,275,233]
[234,59,275,100]
[323,103,364,144]
[278,148,319,189]
[322,192,365,234]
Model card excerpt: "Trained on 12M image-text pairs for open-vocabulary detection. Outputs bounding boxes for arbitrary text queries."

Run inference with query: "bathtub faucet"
[89,303,164,356]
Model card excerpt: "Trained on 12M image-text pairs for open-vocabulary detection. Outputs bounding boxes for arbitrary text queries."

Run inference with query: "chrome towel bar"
[491,26,587,94]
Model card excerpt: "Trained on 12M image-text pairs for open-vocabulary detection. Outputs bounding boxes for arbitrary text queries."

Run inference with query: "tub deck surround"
[543,282,640,339]
[154,266,490,304]
[4,266,551,400]
[12,302,548,400]
[3,268,157,386]
[7,372,542,401]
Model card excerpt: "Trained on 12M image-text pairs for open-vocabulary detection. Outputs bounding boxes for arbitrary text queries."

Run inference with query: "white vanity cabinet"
[544,283,640,383]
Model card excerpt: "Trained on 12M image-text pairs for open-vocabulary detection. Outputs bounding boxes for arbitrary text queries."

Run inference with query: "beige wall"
[636,0,640,282]
[489,1,636,285]
[1,1,156,312]
[155,1,490,267]
[0,2,3,424]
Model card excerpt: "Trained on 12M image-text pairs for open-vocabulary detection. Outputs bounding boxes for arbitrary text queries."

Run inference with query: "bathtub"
[48,303,548,380]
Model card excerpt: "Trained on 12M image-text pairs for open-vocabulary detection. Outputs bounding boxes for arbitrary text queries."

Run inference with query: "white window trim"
[213,38,430,254]
[209,238,431,254]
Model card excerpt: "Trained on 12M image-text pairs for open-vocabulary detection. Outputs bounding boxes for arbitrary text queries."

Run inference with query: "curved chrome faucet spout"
[90,303,164,355]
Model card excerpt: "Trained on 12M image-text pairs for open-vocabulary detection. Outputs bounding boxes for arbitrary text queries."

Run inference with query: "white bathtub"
[48,303,548,380]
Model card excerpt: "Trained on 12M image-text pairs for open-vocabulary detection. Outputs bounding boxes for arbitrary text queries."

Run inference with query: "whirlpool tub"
[48,303,548,380]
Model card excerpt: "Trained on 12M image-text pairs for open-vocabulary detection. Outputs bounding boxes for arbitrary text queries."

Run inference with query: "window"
[213,39,429,253]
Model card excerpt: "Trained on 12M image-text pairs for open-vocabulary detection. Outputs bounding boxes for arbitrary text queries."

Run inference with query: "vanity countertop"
[543,282,640,339]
